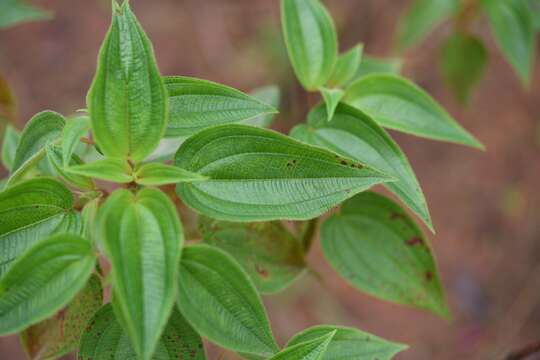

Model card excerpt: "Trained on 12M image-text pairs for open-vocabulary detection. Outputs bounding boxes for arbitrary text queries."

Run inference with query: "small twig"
[80,136,95,145]
[505,340,540,360]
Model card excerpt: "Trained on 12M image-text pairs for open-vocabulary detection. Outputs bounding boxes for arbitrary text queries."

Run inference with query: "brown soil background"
[1,1,540,359]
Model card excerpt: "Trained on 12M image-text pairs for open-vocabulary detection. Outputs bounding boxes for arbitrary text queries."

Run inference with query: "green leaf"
[354,55,402,80]
[244,85,281,128]
[163,76,277,136]
[62,115,90,167]
[396,0,460,50]
[177,244,278,357]
[21,274,103,360]
[320,192,449,317]
[1,125,19,171]
[82,198,100,243]
[530,0,540,30]
[0,0,51,29]
[344,74,484,149]
[291,104,432,231]
[200,217,306,294]
[287,325,407,360]
[270,331,335,360]
[0,178,77,275]
[281,0,338,90]
[0,233,96,335]
[134,162,208,186]
[328,44,363,87]
[99,188,183,360]
[46,144,96,190]
[483,0,535,86]
[441,32,488,103]
[66,158,133,183]
[78,304,205,360]
[319,87,344,121]
[175,124,394,222]
[87,1,168,162]
[7,111,65,186]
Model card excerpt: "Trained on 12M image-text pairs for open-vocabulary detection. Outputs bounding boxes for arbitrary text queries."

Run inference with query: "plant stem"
[301,217,319,252]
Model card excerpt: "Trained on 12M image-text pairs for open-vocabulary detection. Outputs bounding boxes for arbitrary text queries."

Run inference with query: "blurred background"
[1,0,539,359]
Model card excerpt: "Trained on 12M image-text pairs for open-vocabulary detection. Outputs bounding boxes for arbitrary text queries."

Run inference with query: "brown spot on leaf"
[255,264,269,278]
[425,271,433,281]
[390,212,407,221]
[406,237,424,246]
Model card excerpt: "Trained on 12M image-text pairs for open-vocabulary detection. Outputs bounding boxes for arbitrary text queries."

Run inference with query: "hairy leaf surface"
[46,144,96,190]
[134,162,208,186]
[270,331,335,360]
[66,158,133,183]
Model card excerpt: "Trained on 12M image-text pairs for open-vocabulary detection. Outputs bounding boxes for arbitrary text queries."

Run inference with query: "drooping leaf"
[328,45,363,87]
[21,275,103,360]
[244,85,281,128]
[0,178,77,275]
[46,144,96,190]
[354,55,402,80]
[396,0,460,50]
[344,74,484,149]
[320,192,449,317]
[163,76,277,136]
[0,234,96,335]
[290,104,432,231]
[319,87,344,121]
[61,115,90,167]
[270,331,335,360]
[66,158,133,183]
[441,32,488,103]
[134,162,208,186]
[0,0,51,28]
[87,1,168,162]
[483,0,535,86]
[1,125,20,171]
[175,124,394,222]
[78,304,205,360]
[287,325,408,360]
[177,245,279,357]
[281,0,338,90]
[7,111,65,186]
[99,188,183,360]
[200,217,306,294]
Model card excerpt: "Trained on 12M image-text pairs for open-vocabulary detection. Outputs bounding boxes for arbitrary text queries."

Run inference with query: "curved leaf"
[61,115,90,167]
[287,325,407,360]
[328,45,363,87]
[177,245,278,357]
[175,124,393,222]
[200,217,306,294]
[46,144,96,190]
[87,1,168,162]
[320,192,449,317]
[1,125,19,171]
[0,0,51,28]
[66,158,133,183]
[291,104,432,231]
[344,74,483,149]
[99,188,183,360]
[319,87,344,122]
[0,234,96,335]
[78,304,205,360]
[354,55,402,80]
[245,85,281,128]
[164,76,277,136]
[134,162,208,186]
[281,0,338,90]
[270,331,335,360]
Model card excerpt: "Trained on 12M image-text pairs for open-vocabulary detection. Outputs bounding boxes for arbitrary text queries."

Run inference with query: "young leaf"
[134,162,208,186]
[270,331,335,360]
[177,245,279,357]
[66,158,133,183]
[320,192,449,317]
[1,125,19,171]
[441,32,488,103]
[78,305,205,360]
[175,124,394,222]
[244,85,281,128]
[396,0,460,50]
[354,55,402,80]
[46,144,96,190]
[82,198,100,243]
[20,275,103,360]
[291,104,433,231]
[483,0,535,86]
[99,188,183,360]
[0,234,96,335]
[344,74,484,149]
[281,0,338,90]
[87,1,168,162]
[200,217,306,294]
[0,178,77,275]
[287,325,407,360]
[328,45,363,87]
[163,76,277,136]
[0,0,51,28]
[319,87,344,121]
[61,115,90,167]
[7,111,65,186]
